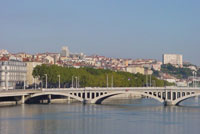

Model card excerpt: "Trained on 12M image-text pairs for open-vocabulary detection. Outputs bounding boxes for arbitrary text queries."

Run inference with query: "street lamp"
[44,74,47,89]
[72,76,74,88]
[193,71,195,88]
[111,75,113,88]
[146,74,148,87]
[149,74,152,87]
[24,74,26,90]
[75,76,78,88]
[106,74,108,88]
[77,76,79,88]
[194,72,197,88]
[5,72,8,90]
[57,75,60,89]
[34,77,36,90]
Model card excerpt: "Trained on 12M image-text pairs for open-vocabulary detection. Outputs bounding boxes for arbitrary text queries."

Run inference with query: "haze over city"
[0,0,200,65]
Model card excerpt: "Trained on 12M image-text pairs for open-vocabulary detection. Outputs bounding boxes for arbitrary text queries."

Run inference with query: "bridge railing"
[2,86,200,92]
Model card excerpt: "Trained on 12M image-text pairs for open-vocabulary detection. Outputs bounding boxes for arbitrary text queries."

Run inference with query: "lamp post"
[75,76,78,88]
[194,72,197,88]
[78,76,80,88]
[24,74,26,90]
[111,75,113,88]
[72,76,74,88]
[146,74,148,87]
[57,75,60,88]
[193,71,195,88]
[149,74,152,87]
[44,74,47,89]
[107,74,108,88]
[5,72,8,90]
[34,77,36,90]
[152,80,156,87]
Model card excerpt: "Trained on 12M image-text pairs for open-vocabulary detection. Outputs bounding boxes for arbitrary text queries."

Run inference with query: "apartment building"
[0,60,27,90]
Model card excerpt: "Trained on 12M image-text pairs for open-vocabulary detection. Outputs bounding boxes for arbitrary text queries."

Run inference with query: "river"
[1,98,200,134]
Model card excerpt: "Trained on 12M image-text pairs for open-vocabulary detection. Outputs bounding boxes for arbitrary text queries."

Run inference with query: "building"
[61,46,70,57]
[0,49,9,56]
[144,69,153,75]
[26,62,42,87]
[43,55,54,64]
[126,65,145,74]
[152,62,162,71]
[162,54,183,67]
[0,60,27,90]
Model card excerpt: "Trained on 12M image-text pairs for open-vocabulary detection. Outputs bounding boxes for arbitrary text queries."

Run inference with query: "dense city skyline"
[0,1,200,65]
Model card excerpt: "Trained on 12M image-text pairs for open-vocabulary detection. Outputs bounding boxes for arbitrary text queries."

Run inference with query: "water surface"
[1,98,200,134]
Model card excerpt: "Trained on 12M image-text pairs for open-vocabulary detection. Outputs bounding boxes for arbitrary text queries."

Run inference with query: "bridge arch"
[25,92,83,103]
[173,93,200,106]
[90,91,164,104]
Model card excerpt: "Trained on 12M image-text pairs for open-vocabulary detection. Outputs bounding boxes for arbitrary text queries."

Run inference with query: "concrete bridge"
[1,87,200,106]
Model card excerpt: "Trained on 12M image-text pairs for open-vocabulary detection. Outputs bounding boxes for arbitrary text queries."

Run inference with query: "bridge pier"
[21,95,25,104]
[164,100,176,106]
[67,96,71,101]
[48,95,51,104]
[83,99,93,104]
[170,91,173,101]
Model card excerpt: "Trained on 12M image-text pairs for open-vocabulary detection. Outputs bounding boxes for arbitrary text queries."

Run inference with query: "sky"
[0,0,200,65]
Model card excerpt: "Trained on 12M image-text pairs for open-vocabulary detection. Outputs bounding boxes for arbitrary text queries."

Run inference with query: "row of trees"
[32,64,173,88]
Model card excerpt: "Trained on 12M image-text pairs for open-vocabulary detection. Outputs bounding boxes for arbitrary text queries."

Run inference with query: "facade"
[144,69,153,75]
[61,46,70,57]
[126,66,145,74]
[152,62,162,71]
[0,49,9,56]
[0,60,27,90]
[26,62,42,86]
[162,54,183,67]
[43,56,54,64]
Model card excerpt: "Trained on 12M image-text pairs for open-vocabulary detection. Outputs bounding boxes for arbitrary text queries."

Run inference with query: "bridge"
[0,87,200,106]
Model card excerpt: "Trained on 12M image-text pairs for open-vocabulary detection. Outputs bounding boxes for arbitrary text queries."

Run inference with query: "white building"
[0,60,27,90]
[61,46,70,57]
[162,54,183,67]
[0,49,9,56]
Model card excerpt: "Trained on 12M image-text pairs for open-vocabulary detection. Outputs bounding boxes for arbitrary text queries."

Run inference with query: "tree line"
[32,64,173,88]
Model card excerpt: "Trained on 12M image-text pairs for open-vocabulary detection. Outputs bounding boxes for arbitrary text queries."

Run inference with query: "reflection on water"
[1,98,200,134]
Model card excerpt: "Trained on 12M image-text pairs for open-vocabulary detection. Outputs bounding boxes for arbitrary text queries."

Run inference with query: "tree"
[32,64,173,88]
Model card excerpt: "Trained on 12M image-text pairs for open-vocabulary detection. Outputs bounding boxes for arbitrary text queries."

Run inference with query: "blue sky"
[0,0,200,65]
